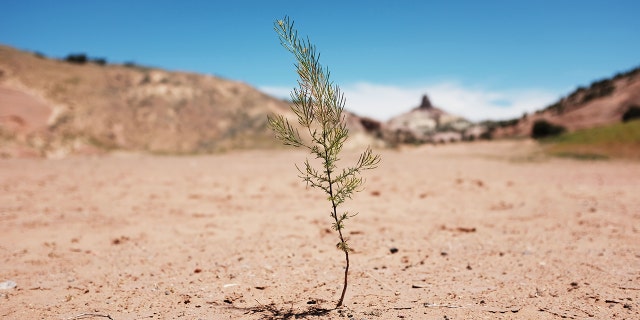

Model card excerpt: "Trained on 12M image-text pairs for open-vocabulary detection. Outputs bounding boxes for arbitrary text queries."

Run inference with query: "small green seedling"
[268,16,380,308]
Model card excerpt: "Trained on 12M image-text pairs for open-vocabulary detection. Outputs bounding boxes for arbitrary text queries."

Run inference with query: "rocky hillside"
[491,66,640,138]
[0,45,380,157]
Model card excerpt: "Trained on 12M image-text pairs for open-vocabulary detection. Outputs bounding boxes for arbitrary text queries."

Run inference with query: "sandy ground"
[1,141,639,319]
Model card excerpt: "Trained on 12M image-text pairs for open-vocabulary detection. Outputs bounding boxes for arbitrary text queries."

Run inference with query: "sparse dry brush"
[268,16,380,308]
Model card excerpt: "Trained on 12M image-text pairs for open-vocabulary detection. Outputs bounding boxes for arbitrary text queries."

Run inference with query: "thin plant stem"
[326,150,348,308]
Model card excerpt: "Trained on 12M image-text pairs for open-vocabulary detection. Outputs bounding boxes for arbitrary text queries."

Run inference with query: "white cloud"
[260,82,561,122]
[259,85,292,100]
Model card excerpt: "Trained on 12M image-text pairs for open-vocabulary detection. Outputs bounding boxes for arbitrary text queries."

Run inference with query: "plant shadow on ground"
[227,301,334,319]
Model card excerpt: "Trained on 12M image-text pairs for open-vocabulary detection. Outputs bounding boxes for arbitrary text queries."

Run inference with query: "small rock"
[0,280,16,290]
[390,247,399,254]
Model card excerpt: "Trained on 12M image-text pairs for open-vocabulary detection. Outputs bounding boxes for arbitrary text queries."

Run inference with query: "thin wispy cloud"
[261,82,561,122]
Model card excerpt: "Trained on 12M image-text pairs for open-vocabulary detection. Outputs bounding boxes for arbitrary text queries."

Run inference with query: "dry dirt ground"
[1,141,639,319]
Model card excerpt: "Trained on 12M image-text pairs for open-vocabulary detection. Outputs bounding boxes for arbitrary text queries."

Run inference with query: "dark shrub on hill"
[480,130,493,140]
[65,53,88,64]
[622,105,640,122]
[582,79,615,103]
[532,119,566,139]
[546,101,565,114]
[91,58,107,65]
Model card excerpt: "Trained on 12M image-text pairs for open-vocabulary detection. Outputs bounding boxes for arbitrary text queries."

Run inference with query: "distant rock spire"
[419,94,433,109]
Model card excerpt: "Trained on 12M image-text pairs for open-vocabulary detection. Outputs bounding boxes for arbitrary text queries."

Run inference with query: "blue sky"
[2,1,639,121]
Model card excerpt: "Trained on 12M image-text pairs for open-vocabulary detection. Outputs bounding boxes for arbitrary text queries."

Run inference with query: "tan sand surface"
[1,141,639,319]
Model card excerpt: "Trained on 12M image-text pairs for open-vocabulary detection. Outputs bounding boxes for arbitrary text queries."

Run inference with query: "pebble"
[0,280,17,290]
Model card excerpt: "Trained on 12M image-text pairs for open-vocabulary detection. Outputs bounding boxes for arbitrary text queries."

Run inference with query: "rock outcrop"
[384,94,482,144]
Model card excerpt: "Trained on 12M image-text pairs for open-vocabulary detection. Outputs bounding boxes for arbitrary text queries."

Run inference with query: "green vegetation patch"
[542,120,640,160]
